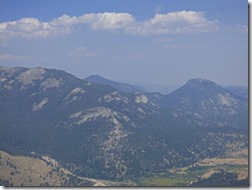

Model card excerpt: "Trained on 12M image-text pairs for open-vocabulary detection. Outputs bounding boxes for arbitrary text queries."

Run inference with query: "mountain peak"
[185,78,219,89]
[188,78,209,83]
[187,78,213,84]
[85,74,107,82]
[86,74,104,79]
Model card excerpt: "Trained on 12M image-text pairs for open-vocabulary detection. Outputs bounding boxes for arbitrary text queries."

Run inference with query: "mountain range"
[0,66,248,186]
[85,74,248,98]
[84,74,146,93]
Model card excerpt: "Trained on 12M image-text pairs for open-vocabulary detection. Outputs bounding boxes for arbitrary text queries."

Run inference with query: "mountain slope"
[225,85,248,99]
[84,74,146,93]
[0,67,248,183]
[161,78,248,128]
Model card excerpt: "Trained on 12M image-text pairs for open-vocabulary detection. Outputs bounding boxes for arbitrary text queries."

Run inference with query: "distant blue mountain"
[161,78,248,128]
[225,85,248,99]
[84,74,146,93]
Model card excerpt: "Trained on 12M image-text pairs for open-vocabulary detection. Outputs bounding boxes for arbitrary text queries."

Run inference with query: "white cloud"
[136,11,218,35]
[68,47,95,58]
[88,12,135,30]
[0,53,31,62]
[51,14,81,26]
[0,10,219,41]
[0,18,52,40]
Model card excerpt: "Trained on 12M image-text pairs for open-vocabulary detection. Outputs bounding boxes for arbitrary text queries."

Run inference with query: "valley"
[136,148,248,186]
[0,148,247,186]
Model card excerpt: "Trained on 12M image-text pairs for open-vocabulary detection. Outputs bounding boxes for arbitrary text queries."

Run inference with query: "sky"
[0,0,248,88]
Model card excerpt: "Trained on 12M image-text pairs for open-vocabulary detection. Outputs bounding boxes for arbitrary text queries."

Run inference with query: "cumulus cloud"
[87,12,135,30]
[0,18,52,40]
[136,11,218,35]
[0,10,219,41]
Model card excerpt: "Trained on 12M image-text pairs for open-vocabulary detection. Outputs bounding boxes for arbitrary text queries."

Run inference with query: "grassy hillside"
[0,150,68,186]
[0,150,123,186]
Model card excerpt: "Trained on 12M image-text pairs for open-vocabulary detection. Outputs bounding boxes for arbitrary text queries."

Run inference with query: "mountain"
[159,78,248,128]
[225,85,248,99]
[0,67,248,186]
[84,74,146,93]
[140,83,178,95]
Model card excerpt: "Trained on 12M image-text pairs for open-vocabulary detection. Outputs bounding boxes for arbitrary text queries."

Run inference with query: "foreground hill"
[0,150,130,186]
[0,66,248,185]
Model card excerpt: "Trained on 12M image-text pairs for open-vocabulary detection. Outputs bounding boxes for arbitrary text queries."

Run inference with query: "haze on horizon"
[0,0,248,88]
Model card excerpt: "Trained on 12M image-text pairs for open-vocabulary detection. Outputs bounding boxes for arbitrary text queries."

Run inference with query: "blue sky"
[0,0,248,88]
